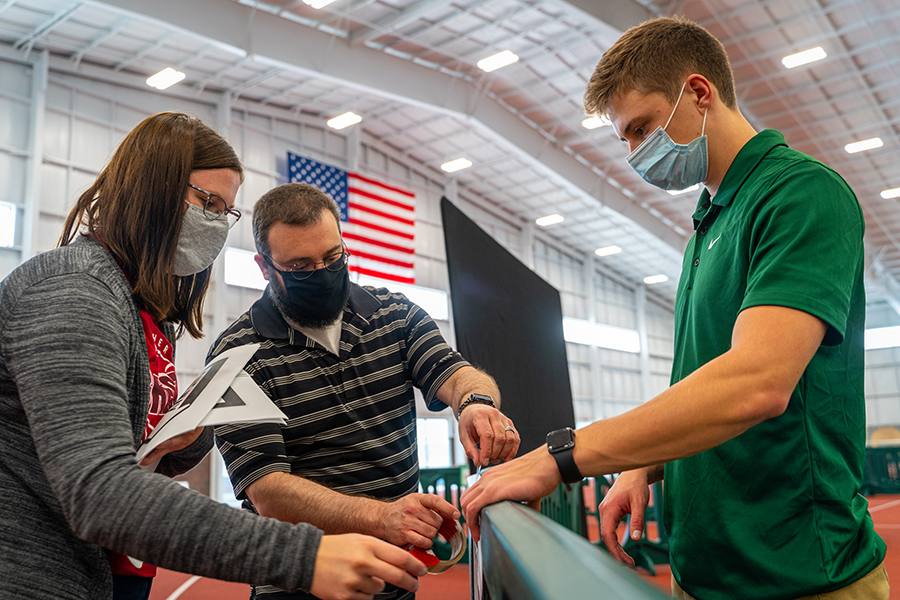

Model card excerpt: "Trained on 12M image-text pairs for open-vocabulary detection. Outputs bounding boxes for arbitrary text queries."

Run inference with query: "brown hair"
[584,16,737,118]
[59,112,243,339]
[253,182,341,258]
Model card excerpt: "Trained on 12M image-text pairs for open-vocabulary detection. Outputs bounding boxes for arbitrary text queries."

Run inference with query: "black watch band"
[457,393,495,419]
[547,427,583,484]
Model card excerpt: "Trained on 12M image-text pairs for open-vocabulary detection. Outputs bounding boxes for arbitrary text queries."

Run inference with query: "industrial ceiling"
[1,0,898,307]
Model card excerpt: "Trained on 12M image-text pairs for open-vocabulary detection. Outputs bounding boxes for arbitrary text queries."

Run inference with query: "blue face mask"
[625,82,708,191]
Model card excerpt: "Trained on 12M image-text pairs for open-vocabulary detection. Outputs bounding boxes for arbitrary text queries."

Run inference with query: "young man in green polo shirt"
[461,16,888,600]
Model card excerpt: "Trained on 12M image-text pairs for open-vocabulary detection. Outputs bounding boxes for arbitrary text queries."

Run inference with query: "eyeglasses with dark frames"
[187,183,241,229]
[265,245,351,280]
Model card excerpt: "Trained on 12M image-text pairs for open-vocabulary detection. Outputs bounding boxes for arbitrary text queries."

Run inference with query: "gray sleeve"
[1,273,321,591]
[156,426,215,477]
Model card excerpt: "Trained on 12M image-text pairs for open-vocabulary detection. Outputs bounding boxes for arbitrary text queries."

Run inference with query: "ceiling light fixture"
[326,112,362,130]
[581,116,610,130]
[667,184,700,196]
[303,0,338,8]
[441,158,472,173]
[595,245,621,257]
[146,67,186,90]
[781,47,827,69]
[643,274,669,285]
[535,214,564,227]
[881,188,900,200]
[477,50,519,73]
[844,137,883,154]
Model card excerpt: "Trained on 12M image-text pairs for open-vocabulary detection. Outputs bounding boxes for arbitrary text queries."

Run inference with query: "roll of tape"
[407,517,468,574]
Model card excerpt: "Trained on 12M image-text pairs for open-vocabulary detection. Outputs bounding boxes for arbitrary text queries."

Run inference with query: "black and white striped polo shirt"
[208,283,468,507]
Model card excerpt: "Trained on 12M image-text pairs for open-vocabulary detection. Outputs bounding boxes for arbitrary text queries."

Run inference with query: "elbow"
[746,387,792,424]
[245,475,283,520]
[62,466,136,545]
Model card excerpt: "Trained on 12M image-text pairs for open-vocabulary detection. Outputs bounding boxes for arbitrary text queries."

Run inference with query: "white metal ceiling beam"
[225,67,283,98]
[95,0,685,251]
[373,0,500,54]
[14,2,81,52]
[556,0,656,36]
[349,0,451,47]
[0,0,18,18]
[70,16,130,67]
[113,31,175,71]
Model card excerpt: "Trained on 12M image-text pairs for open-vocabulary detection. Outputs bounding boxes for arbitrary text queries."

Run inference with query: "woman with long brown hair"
[0,112,424,600]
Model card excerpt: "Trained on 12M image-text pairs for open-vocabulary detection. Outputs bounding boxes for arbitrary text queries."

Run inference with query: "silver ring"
[504,426,515,432]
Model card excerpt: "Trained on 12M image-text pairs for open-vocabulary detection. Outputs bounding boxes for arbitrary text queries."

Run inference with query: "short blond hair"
[584,16,737,117]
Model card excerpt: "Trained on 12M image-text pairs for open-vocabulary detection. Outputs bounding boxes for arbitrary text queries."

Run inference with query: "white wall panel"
[0,51,39,276]
[0,154,27,206]
[0,97,29,148]
[864,302,900,430]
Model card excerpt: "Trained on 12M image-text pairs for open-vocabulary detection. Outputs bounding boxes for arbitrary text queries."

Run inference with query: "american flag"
[287,152,416,284]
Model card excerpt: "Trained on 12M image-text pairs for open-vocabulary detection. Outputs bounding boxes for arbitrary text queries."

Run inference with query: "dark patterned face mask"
[276,263,351,321]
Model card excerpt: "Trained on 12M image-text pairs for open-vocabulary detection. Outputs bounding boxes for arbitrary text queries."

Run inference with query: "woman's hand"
[309,533,426,600]
[139,427,205,466]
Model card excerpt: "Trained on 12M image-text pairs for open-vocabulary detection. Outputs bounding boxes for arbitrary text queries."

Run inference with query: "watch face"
[547,428,574,452]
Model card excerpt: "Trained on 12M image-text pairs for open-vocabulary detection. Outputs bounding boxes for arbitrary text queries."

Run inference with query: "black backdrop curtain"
[441,197,575,457]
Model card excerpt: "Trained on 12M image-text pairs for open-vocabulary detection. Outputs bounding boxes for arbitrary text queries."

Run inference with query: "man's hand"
[460,444,560,542]
[598,469,652,567]
[375,493,459,548]
[309,533,426,600]
[139,427,205,466]
[458,404,520,467]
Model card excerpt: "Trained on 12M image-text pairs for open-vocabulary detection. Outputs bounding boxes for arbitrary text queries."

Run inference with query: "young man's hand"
[599,469,653,567]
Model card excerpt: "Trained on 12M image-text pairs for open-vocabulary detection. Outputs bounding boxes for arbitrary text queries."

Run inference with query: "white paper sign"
[136,343,284,463]
[198,370,287,427]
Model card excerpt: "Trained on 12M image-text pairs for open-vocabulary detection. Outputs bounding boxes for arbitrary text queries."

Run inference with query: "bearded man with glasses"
[207,182,519,600]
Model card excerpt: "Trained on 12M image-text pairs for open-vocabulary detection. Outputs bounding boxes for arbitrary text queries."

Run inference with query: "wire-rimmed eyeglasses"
[187,183,241,229]
[265,245,351,280]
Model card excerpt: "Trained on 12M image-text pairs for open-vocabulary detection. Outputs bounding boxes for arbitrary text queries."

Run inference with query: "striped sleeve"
[403,302,469,409]
[214,422,291,500]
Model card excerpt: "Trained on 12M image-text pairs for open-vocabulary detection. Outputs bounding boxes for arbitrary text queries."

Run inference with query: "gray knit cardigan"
[0,237,321,599]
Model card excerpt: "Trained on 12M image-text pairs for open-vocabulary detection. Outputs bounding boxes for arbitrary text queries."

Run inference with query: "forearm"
[574,349,787,477]
[437,366,501,414]
[247,472,384,537]
[623,464,665,485]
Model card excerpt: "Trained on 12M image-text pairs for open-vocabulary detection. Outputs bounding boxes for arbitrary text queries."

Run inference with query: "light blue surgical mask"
[625,82,708,191]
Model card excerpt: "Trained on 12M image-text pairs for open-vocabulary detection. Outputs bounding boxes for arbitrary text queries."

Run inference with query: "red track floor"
[149,494,900,600]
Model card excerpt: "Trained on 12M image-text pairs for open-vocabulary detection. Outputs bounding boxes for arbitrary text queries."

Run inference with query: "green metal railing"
[862,446,900,495]
[479,501,669,600]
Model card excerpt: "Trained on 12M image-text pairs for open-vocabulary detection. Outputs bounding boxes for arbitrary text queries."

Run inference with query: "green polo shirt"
[665,130,885,600]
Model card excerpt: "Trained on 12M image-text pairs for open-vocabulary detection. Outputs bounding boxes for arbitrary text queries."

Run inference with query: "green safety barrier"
[862,446,900,495]
[420,466,469,563]
[539,481,586,537]
[480,501,669,600]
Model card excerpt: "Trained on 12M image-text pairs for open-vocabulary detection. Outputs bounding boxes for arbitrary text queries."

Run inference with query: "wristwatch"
[547,427,583,484]
[457,393,495,419]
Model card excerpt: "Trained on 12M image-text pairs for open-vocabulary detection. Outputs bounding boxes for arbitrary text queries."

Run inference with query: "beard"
[267,278,344,329]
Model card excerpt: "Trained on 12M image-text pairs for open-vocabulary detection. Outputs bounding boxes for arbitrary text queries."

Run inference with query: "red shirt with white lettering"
[109,311,178,578]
